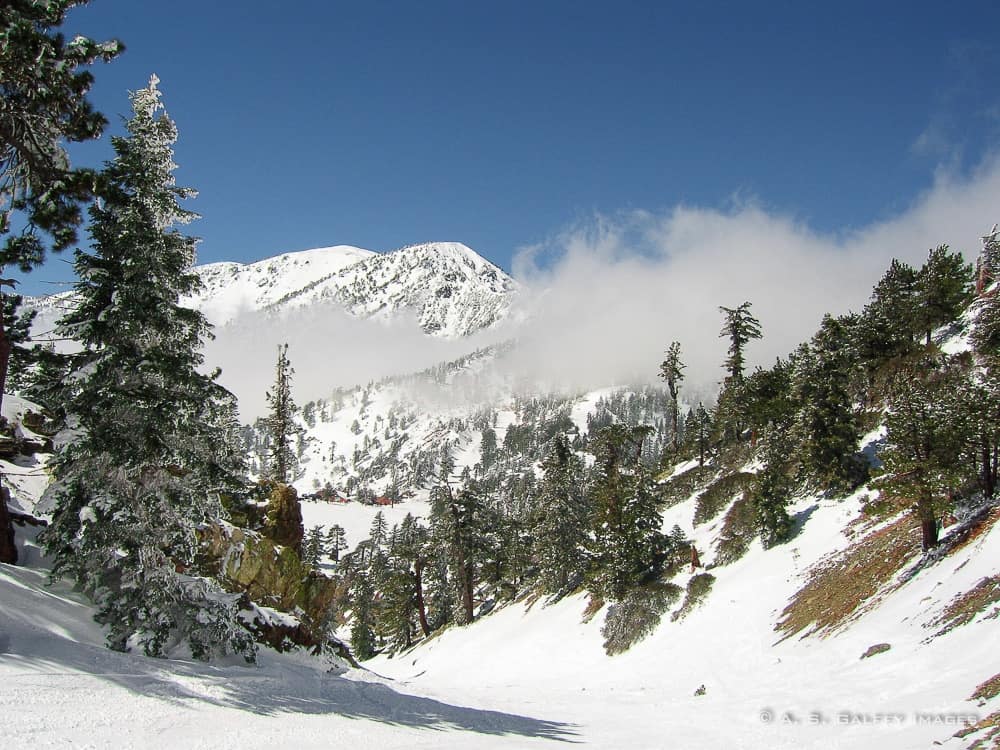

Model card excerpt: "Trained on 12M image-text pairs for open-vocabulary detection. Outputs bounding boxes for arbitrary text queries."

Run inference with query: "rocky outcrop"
[262,481,304,553]
[196,521,337,651]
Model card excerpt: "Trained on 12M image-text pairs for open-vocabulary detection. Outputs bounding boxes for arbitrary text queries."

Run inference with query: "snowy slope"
[272,242,517,337]
[0,528,577,750]
[363,487,999,750]
[5,463,996,748]
[188,244,376,325]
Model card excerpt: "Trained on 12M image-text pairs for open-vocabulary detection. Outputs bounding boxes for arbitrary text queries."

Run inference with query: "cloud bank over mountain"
[203,156,1000,418]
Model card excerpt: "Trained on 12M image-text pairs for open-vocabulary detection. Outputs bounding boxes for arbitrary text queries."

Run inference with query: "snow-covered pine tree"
[264,343,300,483]
[587,424,667,601]
[915,245,973,346]
[718,301,762,384]
[532,435,588,593]
[793,314,864,493]
[658,341,686,454]
[42,77,253,661]
[879,357,968,551]
[325,523,348,562]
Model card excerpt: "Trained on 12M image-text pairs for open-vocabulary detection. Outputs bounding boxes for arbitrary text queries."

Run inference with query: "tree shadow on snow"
[3,624,579,742]
[2,554,578,742]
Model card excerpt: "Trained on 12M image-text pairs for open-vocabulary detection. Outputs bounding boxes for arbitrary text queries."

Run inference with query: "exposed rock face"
[196,522,337,650]
[262,482,304,553]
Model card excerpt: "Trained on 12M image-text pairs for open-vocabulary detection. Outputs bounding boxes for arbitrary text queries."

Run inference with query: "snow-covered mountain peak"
[189,244,376,326]
[270,241,518,337]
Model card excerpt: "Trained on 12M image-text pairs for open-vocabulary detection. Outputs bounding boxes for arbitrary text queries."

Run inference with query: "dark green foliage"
[878,357,970,551]
[325,524,347,562]
[587,425,668,600]
[752,438,796,549]
[658,341,685,453]
[794,315,865,493]
[264,344,300,483]
[684,404,713,467]
[740,358,796,437]
[719,301,763,383]
[601,580,683,655]
[714,494,757,565]
[693,472,753,526]
[0,1,121,268]
[671,573,716,621]
[959,365,1000,500]
[1,293,38,392]
[303,525,325,567]
[972,231,1000,356]
[858,259,920,366]
[532,435,588,593]
[430,482,490,624]
[915,245,973,345]
[349,569,377,660]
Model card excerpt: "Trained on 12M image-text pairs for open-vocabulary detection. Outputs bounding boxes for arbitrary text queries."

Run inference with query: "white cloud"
[206,155,1000,417]
[499,154,1000,400]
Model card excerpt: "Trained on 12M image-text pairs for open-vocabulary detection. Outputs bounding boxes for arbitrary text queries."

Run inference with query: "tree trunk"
[0,486,17,565]
[689,544,701,571]
[917,496,939,552]
[461,561,474,624]
[983,440,996,499]
[414,559,431,637]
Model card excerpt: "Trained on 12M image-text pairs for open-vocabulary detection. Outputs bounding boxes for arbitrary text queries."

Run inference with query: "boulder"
[196,522,338,650]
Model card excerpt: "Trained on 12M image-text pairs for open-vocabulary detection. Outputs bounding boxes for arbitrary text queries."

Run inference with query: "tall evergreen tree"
[264,343,300,483]
[718,301,762,384]
[658,341,686,453]
[41,78,252,661]
[685,403,713,467]
[532,435,588,593]
[0,1,121,413]
[794,315,864,493]
[879,358,968,551]
[430,482,487,624]
[587,425,666,600]
[856,259,920,385]
[752,430,795,548]
[915,245,973,345]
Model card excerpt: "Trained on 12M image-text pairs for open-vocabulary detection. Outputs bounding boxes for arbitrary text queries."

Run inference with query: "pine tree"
[532,435,588,593]
[587,425,667,600]
[685,403,713,467]
[349,567,377,660]
[303,525,325,567]
[1,292,38,393]
[264,343,300,483]
[857,259,920,378]
[41,78,252,661]
[430,482,486,624]
[325,524,348,562]
[0,2,121,413]
[915,245,973,345]
[658,341,686,453]
[718,301,762,384]
[879,358,969,551]
[752,431,795,548]
[716,302,762,443]
[794,315,864,493]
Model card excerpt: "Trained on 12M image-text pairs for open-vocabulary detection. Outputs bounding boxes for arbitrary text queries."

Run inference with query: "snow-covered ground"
[5,472,996,748]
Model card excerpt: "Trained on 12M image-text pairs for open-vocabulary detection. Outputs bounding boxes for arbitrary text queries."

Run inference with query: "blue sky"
[22,0,1000,295]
